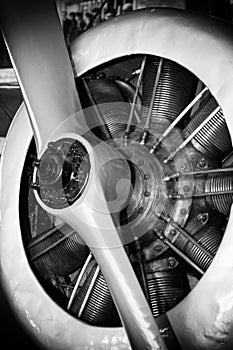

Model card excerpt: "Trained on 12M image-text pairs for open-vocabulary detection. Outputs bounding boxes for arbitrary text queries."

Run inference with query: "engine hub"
[116,132,193,259]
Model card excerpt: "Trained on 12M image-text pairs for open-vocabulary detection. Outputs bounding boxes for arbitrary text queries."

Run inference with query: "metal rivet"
[144,174,150,180]
[180,208,187,215]
[144,191,150,197]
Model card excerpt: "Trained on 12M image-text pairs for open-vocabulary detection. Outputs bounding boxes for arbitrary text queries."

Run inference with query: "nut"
[197,212,209,224]
[198,158,207,168]
[168,257,176,268]
[155,245,162,252]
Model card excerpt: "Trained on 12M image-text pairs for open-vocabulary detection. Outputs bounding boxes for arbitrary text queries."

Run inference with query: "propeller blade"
[0,0,83,154]
[37,140,167,350]
[0,1,167,348]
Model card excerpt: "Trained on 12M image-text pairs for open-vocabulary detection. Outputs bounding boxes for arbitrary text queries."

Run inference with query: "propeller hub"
[34,138,90,208]
[39,153,63,185]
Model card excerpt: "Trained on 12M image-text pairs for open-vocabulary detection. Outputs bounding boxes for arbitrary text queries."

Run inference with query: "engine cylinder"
[185,96,231,160]
[71,264,121,327]
[140,56,197,125]
[205,172,233,216]
[184,226,222,272]
[87,78,131,138]
[29,224,89,277]
[146,268,190,318]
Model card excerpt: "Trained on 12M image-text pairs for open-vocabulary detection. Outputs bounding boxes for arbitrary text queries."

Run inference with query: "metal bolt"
[77,153,83,160]
[154,229,165,241]
[33,159,40,167]
[197,212,209,224]
[97,71,106,79]
[170,229,176,236]
[144,191,150,197]
[198,158,207,168]
[31,182,40,190]
[168,257,176,268]
[155,245,162,252]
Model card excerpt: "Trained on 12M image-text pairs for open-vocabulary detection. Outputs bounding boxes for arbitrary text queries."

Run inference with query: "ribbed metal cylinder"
[140,56,197,124]
[146,269,189,318]
[87,78,131,137]
[29,224,89,277]
[71,264,121,326]
[205,173,233,216]
[184,226,222,272]
[185,96,231,159]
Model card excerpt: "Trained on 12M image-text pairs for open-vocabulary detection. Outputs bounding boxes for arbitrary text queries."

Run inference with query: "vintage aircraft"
[1,1,233,349]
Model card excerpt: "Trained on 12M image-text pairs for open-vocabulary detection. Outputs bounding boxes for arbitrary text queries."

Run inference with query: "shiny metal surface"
[205,172,233,216]
[2,7,233,350]
[184,97,231,159]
